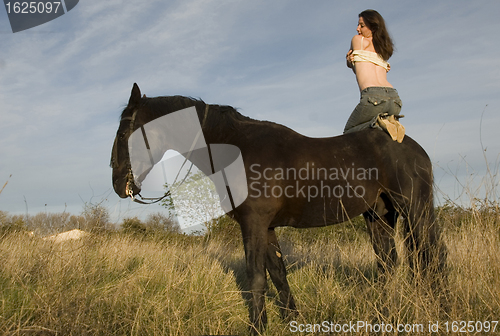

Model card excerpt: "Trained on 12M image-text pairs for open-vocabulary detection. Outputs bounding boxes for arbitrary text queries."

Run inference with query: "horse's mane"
[122,95,288,134]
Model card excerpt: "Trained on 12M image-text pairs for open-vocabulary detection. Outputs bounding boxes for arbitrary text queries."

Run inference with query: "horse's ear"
[128,83,141,106]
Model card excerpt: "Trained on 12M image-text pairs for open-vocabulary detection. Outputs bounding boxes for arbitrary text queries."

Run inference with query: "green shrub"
[121,217,147,235]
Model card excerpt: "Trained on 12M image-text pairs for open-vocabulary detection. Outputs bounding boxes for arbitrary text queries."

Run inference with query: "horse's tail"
[402,166,447,281]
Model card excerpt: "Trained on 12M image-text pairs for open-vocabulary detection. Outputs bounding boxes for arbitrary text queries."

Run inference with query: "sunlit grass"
[0,199,499,335]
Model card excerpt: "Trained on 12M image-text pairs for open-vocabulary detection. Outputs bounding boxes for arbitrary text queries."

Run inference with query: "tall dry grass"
[0,233,247,335]
[0,200,499,335]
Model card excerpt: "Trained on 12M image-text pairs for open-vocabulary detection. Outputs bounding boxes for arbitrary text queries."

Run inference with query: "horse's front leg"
[240,215,270,334]
[266,228,297,319]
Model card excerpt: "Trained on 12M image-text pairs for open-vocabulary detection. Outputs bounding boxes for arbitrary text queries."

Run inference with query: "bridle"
[115,104,210,205]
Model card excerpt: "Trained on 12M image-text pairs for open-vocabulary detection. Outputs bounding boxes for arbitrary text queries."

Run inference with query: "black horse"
[111,83,446,334]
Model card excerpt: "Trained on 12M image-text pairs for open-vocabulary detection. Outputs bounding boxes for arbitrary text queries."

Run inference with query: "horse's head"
[111,83,231,200]
[110,83,144,198]
[111,83,209,199]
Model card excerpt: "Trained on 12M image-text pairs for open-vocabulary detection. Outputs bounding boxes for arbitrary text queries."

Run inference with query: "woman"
[344,9,403,139]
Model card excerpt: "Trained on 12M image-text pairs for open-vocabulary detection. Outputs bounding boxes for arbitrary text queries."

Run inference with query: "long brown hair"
[359,9,394,61]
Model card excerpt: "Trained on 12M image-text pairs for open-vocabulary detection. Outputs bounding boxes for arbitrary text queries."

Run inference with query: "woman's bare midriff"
[354,61,392,91]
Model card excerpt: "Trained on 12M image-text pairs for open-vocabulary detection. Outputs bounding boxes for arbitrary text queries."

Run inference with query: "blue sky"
[1,0,499,226]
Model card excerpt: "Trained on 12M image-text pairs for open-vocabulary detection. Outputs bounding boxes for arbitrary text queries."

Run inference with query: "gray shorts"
[343,87,402,134]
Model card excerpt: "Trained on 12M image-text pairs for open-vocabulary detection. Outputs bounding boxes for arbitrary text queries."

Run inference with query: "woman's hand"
[346,49,354,68]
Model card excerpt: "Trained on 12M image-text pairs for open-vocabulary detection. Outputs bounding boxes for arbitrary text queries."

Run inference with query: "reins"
[123,104,210,205]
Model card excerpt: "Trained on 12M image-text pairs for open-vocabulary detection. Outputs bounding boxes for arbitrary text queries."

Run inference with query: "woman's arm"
[346,37,355,72]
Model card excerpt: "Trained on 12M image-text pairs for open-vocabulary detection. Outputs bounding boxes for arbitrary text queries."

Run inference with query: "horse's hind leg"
[265,228,297,319]
[403,199,446,279]
[364,195,398,274]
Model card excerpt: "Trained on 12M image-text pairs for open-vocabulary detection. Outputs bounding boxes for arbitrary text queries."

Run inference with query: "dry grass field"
[0,199,499,335]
